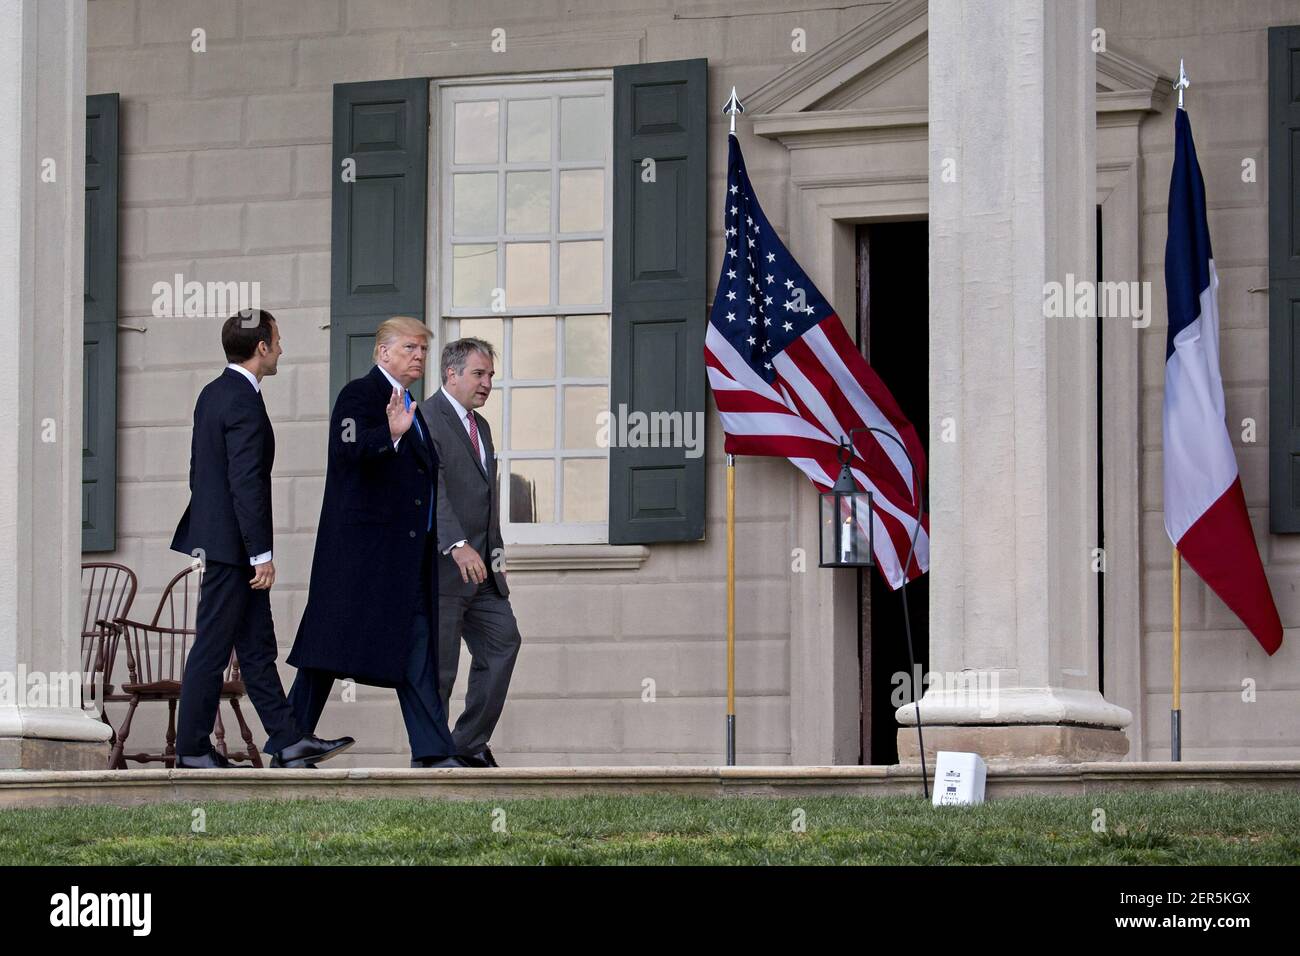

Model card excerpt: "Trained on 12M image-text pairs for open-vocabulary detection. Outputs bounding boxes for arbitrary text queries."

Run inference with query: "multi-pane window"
[438,77,612,544]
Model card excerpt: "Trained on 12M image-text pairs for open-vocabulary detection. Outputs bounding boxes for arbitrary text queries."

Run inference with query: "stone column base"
[0,737,110,771]
[0,706,115,770]
[896,723,1131,765]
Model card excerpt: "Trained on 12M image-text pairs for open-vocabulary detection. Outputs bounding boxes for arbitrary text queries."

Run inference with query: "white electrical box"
[932,751,987,806]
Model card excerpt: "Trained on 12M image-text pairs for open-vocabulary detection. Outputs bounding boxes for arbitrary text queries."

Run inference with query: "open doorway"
[855,220,930,765]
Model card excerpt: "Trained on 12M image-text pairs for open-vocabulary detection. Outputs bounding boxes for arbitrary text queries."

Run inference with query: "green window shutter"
[330,79,429,402]
[83,93,119,553]
[608,58,708,544]
[1269,26,1300,532]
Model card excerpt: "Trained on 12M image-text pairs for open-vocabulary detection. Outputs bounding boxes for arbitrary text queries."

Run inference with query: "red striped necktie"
[466,410,482,463]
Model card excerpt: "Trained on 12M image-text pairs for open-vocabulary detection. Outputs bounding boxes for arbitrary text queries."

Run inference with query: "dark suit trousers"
[288,551,457,760]
[176,560,301,757]
[437,579,521,754]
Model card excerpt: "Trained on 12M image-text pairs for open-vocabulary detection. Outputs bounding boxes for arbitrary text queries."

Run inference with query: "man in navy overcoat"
[287,316,468,767]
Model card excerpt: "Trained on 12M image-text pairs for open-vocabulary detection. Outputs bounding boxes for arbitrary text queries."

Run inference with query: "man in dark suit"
[286,317,469,768]
[420,338,521,769]
[172,310,354,769]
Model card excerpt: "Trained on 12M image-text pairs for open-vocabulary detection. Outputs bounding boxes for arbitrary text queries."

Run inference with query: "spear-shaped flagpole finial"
[1175,58,1189,110]
[722,85,744,134]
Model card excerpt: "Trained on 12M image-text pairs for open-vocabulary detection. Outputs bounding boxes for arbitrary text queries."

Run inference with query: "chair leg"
[99,708,118,769]
[214,707,228,757]
[229,698,262,768]
[109,698,138,770]
[164,699,177,769]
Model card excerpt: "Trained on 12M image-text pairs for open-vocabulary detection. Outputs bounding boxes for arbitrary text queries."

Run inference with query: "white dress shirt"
[440,386,487,472]
[225,363,272,567]
[377,365,437,544]
[226,362,260,393]
[376,363,414,450]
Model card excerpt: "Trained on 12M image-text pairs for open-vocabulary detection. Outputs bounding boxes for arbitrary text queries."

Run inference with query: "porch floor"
[1,761,1297,809]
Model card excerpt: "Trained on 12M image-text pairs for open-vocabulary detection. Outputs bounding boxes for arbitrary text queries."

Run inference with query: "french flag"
[1163,108,1282,655]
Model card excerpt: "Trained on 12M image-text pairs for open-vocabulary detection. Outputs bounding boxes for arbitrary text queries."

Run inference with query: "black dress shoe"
[270,734,355,768]
[176,749,246,769]
[463,746,499,768]
[411,755,472,768]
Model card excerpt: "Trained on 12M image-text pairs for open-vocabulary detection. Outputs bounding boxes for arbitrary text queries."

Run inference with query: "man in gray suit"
[420,337,520,768]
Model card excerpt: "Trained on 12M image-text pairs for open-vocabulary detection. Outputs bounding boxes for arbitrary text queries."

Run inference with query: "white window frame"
[436,75,613,318]
[430,72,613,546]
[445,314,609,545]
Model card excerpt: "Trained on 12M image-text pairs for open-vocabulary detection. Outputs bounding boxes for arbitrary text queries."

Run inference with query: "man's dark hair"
[440,336,497,383]
[222,309,276,363]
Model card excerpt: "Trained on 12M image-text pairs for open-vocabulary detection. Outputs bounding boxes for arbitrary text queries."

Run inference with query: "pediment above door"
[742,0,1172,143]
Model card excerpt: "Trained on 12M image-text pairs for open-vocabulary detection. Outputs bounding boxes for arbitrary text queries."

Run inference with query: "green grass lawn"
[1,790,1297,865]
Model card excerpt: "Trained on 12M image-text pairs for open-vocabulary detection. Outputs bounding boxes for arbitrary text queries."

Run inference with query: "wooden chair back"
[80,562,138,695]
[118,563,204,687]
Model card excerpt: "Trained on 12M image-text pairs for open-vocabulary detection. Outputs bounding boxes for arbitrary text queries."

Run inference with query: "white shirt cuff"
[442,539,467,556]
[249,550,273,566]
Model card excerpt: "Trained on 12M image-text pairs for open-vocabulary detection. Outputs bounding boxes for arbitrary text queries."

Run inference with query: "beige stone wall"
[83,0,1300,767]
[84,0,894,766]
[1100,0,1300,760]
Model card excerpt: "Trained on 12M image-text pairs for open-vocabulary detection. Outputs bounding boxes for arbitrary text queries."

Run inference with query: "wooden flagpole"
[727,454,736,765]
[1172,547,1182,761]
[1170,59,1189,764]
[722,87,744,768]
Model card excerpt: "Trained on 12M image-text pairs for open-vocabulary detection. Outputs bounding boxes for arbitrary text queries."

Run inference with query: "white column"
[903,0,1132,762]
[0,0,109,769]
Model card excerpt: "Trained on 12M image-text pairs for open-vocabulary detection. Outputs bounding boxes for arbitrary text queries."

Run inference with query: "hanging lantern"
[819,437,874,568]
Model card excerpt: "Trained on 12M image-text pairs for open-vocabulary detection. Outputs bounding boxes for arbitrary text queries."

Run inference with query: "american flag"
[705,132,929,588]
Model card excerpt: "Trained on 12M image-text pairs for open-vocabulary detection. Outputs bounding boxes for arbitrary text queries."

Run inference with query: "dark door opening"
[855,221,930,765]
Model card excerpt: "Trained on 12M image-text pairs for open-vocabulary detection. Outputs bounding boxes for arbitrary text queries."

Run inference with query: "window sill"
[504,543,649,572]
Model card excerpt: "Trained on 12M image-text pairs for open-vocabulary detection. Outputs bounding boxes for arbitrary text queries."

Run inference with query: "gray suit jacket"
[420,389,509,597]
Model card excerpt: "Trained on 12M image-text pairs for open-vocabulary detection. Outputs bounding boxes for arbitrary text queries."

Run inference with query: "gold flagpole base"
[726,454,736,767]
[1172,548,1182,762]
